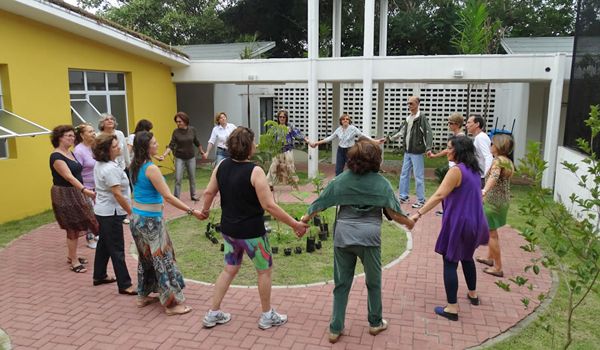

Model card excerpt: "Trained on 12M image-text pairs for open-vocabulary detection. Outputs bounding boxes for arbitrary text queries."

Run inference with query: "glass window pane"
[0,109,50,136]
[110,95,128,134]
[89,95,108,114]
[0,139,7,158]
[86,72,106,91]
[70,101,101,129]
[69,71,85,91]
[107,73,125,91]
[70,94,86,100]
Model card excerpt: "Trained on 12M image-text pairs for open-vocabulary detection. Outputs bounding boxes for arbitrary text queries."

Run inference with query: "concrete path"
[0,166,552,349]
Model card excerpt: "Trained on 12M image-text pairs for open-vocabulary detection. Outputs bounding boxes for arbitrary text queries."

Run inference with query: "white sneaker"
[258,309,288,330]
[87,240,97,249]
[122,218,130,224]
[202,310,231,328]
[94,235,99,241]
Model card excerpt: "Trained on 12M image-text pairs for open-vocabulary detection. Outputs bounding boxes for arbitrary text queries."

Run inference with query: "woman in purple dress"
[410,135,489,321]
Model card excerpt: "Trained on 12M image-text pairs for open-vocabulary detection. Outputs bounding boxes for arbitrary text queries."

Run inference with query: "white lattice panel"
[273,85,333,140]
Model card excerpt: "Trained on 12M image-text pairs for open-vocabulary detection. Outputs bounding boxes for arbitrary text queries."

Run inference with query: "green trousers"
[330,245,382,333]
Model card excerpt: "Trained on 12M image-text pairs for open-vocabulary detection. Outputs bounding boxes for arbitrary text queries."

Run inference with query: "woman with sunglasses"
[309,113,385,176]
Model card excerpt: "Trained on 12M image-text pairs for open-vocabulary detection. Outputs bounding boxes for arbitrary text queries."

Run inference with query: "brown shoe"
[369,319,388,336]
[328,332,342,343]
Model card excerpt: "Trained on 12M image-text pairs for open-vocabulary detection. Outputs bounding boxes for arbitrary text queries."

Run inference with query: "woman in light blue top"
[309,113,385,175]
[129,131,203,315]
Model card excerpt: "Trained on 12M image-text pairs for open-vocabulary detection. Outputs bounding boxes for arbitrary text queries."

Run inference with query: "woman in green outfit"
[300,138,414,343]
[477,134,514,277]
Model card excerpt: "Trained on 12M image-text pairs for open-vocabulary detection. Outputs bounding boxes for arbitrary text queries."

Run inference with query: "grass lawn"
[168,204,407,285]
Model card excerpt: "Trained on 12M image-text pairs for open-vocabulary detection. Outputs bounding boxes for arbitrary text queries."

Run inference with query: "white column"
[307,0,319,178]
[379,0,388,56]
[362,0,375,134]
[542,53,566,189]
[332,0,342,58]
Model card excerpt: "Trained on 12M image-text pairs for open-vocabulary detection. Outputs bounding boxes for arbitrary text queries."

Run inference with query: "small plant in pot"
[306,228,316,253]
[283,247,292,256]
[271,246,279,254]
[294,246,303,254]
[315,241,322,249]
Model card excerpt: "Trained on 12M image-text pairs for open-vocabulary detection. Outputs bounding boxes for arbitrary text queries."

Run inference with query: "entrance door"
[259,97,274,134]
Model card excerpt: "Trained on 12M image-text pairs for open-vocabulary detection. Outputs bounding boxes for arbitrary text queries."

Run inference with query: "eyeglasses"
[278,115,286,118]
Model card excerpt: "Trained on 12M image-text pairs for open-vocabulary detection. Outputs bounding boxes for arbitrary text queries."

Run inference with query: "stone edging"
[0,328,11,350]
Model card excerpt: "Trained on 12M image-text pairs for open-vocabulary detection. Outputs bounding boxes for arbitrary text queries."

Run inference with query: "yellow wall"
[0,10,179,223]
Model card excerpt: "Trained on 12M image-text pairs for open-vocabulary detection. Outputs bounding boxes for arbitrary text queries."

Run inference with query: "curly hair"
[50,125,75,148]
[98,113,118,131]
[448,135,481,174]
[130,131,154,185]
[347,138,382,174]
[133,119,153,133]
[92,133,117,162]
[226,127,254,161]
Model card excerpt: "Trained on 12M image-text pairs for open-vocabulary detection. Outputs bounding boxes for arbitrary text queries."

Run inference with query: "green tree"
[78,0,230,45]
[487,0,576,37]
[451,0,502,54]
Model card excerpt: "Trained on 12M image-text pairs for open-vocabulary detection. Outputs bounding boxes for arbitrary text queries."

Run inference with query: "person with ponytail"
[129,131,203,315]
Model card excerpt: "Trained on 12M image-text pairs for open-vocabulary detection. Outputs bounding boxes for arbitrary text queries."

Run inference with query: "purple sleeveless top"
[435,163,489,262]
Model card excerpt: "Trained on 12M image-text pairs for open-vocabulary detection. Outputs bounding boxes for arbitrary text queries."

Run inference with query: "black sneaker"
[399,197,409,204]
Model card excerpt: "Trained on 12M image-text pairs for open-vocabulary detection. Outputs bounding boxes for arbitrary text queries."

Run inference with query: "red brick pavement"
[0,165,552,349]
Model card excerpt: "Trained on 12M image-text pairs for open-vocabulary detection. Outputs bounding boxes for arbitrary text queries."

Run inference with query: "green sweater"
[307,170,406,216]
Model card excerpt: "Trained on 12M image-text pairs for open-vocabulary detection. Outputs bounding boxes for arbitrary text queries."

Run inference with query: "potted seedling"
[306,227,316,253]
[315,240,322,250]
[294,246,303,254]
[283,247,292,256]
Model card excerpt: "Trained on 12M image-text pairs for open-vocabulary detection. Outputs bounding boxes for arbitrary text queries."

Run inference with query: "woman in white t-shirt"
[202,112,236,165]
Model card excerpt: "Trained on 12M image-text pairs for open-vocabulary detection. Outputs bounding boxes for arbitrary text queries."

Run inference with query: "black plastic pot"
[318,231,328,241]
[284,248,292,256]
[210,237,219,244]
[294,246,303,254]
[306,238,316,253]
[272,246,279,254]
[214,223,221,232]
[220,243,224,252]
[315,241,322,249]
[206,223,212,231]
[320,223,329,235]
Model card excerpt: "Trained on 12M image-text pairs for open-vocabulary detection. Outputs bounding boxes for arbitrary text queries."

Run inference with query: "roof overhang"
[172,54,572,84]
[0,0,190,68]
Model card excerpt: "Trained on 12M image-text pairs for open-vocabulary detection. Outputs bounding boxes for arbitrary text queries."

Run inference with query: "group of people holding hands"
[48,97,514,341]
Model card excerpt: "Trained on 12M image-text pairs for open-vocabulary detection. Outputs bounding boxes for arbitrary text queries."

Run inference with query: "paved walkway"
[0,166,552,349]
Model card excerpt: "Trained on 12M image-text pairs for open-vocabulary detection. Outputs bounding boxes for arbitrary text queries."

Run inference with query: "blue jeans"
[215,147,229,165]
[174,157,196,199]
[335,147,349,176]
[398,152,425,202]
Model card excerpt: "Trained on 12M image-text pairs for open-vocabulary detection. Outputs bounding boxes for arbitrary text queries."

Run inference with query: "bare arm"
[482,160,500,199]
[385,208,415,230]
[251,166,308,235]
[53,159,95,199]
[409,166,461,222]
[110,185,132,216]
[146,164,203,219]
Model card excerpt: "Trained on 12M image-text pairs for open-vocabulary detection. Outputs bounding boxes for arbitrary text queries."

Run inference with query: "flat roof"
[501,37,574,54]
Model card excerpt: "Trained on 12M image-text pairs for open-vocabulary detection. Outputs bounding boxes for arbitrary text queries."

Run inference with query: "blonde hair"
[214,112,227,125]
[492,134,514,157]
[338,113,351,124]
[448,112,464,126]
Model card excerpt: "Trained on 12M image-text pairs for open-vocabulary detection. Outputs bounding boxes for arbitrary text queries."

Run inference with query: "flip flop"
[483,267,504,277]
[93,277,117,286]
[165,305,192,316]
[70,264,87,273]
[434,306,458,321]
[136,296,160,308]
[476,257,494,267]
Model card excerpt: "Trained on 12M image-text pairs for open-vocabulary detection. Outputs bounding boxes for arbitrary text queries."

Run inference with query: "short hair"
[50,125,75,147]
[492,134,514,157]
[226,127,255,161]
[338,113,351,124]
[448,112,464,126]
[214,112,227,125]
[133,119,153,133]
[275,109,289,125]
[470,114,486,131]
[174,112,190,126]
[347,139,382,175]
[98,113,118,131]
[92,133,117,162]
[409,96,420,105]
[74,123,93,145]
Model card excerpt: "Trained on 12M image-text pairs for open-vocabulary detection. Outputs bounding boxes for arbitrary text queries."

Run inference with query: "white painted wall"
[555,146,592,220]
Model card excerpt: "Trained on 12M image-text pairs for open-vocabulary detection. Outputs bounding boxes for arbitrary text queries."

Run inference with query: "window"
[0,77,51,159]
[69,70,128,134]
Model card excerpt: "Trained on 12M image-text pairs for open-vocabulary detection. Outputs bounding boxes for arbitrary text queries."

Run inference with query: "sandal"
[483,267,504,277]
[136,296,160,308]
[70,264,87,273]
[165,304,192,316]
[118,288,138,296]
[476,257,494,267]
[67,257,88,265]
[93,276,117,286]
